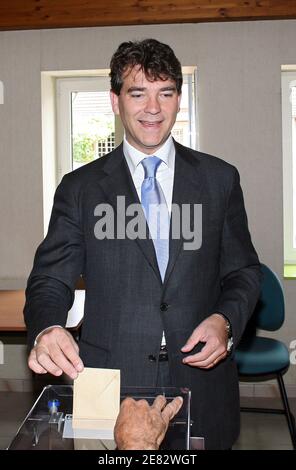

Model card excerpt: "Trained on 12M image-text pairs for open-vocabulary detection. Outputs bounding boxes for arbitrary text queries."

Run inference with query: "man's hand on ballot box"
[28,326,84,379]
[114,395,183,450]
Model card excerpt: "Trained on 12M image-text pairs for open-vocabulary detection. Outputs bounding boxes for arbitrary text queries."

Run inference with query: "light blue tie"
[141,157,170,282]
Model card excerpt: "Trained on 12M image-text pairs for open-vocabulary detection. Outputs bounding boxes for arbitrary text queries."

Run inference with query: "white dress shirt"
[123,135,175,214]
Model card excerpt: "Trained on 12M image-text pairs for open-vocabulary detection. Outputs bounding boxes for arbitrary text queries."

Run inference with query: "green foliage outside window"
[73,117,114,163]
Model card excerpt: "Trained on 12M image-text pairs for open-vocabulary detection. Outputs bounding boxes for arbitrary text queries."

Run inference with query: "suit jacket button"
[148,355,157,362]
[160,302,169,312]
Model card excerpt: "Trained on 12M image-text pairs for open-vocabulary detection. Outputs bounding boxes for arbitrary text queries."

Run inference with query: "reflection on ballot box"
[7,385,200,450]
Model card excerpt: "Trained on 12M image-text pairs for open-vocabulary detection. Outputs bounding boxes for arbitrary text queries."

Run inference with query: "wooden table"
[0,290,26,331]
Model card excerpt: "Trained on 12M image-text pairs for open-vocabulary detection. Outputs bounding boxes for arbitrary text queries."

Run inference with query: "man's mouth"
[139,120,163,128]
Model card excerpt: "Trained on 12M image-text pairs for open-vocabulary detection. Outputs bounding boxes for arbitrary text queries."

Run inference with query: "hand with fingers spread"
[181,313,229,369]
[28,327,84,379]
[114,395,183,450]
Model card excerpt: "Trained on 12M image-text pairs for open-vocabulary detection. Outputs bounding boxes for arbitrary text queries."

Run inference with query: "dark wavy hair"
[110,39,183,96]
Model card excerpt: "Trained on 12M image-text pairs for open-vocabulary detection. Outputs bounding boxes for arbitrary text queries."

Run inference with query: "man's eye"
[161,93,173,97]
[131,94,143,98]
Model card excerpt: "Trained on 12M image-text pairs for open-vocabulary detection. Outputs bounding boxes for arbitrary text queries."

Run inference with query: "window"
[42,68,197,233]
[172,72,197,149]
[56,76,116,178]
[56,69,197,179]
[282,69,296,268]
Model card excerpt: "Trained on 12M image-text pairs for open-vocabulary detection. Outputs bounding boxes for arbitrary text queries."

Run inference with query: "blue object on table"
[48,399,61,414]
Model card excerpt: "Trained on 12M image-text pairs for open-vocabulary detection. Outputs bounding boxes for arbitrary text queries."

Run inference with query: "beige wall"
[0,21,295,390]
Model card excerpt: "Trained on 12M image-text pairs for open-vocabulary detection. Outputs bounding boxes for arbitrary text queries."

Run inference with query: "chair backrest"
[252,263,285,331]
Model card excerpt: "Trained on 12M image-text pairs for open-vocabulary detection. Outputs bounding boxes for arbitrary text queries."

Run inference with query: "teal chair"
[235,264,296,449]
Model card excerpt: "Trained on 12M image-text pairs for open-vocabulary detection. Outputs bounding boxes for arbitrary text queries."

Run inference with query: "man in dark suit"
[24,39,261,449]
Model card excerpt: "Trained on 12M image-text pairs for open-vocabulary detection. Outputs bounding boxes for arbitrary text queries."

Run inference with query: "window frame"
[56,76,112,182]
[282,70,296,264]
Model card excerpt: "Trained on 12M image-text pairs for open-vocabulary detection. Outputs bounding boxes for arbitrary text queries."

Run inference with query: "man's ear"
[177,93,182,113]
[110,90,120,115]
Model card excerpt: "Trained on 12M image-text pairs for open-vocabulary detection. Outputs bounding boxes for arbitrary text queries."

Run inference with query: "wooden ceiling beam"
[1,1,296,31]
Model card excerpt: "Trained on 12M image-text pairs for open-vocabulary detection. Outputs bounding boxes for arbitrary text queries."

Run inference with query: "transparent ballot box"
[8,385,191,450]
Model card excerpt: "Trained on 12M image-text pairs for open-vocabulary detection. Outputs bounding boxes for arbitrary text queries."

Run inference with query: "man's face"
[110,66,181,154]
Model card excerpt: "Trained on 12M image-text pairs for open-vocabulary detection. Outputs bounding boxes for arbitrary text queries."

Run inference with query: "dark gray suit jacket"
[24,141,261,449]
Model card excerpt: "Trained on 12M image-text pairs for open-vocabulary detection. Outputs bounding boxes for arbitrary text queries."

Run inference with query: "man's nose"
[144,96,161,114]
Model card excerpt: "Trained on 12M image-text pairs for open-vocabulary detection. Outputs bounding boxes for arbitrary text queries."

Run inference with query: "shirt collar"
[123,135,175,175]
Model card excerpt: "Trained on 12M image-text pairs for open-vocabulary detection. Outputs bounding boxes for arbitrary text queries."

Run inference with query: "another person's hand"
[28,327,84,379]
[181,313,228,369]
[114,395,183,450]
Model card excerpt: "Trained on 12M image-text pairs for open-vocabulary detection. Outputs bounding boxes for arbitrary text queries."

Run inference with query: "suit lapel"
[98,145,162,283]
[163,142,204,286]
[97,142,204,286]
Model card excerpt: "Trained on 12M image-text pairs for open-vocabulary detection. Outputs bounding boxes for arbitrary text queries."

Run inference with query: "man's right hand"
[28,327,84,379]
